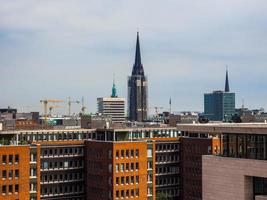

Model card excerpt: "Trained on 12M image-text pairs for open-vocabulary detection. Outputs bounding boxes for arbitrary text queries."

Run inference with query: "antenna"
[169,97,172,114]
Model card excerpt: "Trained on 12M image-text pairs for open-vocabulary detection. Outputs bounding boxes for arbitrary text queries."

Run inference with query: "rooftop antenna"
[169,97,172,114]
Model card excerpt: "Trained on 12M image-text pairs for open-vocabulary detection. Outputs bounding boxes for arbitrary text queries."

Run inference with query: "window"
[116,164,119,172]
[116,177,119,185]
[121,177,124,185]
[9,155,13,164]
[8,185,12,194]
[2,185,6,194]
[116,190,119,198]
[121,163,124,172]
[131,176,134,184]
[148,161,153,169]
[121,150,124,158]
[126,163,129,171]
[15,154,19,163]
[64,161,68,168]
[15,185,19,193]
[130,163,134,171]
[136,176,139,184]
[135,163,139,170]
[121,190,124,198]
[2,170,6,179]
[8,170,13,179]
[148,174,152,182]
[135,149,139,157]
[126,150,129,158]
[116,150,119,159]
[131,189,134,197]
[126,176,129,184]
[147,149,152,157]
[2,155,7,164]
[15,170,19,178]
[135,188,139,196]
[130,149,134,157]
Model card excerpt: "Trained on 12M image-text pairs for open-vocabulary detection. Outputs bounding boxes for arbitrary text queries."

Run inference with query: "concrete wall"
[203,156,267,200]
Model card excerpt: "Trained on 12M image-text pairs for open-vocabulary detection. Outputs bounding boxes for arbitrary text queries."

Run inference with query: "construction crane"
[67,97,80,116]
[149,106,163,120]
[48,105,61,116]
[81,97,86,115]
[40,99,64,121]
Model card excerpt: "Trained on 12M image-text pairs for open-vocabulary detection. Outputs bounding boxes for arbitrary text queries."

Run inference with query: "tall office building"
[204,69,235,121]
[128,32,148,122]
[97,81,125,124]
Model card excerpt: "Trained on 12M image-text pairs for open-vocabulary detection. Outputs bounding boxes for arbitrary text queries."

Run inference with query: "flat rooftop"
[177,123,267,135]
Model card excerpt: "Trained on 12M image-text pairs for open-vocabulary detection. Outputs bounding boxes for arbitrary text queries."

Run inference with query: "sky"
[0,0,267,115]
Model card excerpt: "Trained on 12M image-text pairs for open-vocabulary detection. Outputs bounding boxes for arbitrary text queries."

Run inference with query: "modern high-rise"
[128,32,148,122]
[204,69,235,121]
[97,80,125,124]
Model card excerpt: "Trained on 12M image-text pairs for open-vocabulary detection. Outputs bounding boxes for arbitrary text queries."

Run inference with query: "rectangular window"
[126,150,129,158]
[2,155,7,164]
[15,154,19,163]
[2,170,6,179]
[135,149,139,157]
[136,176,139,184]
[116,190,119,198]
[131,189,134,197]
[126,176,129,184]
[116,150,119,159]
[147,149,152,157]
[116,164,119,172]
[135,188,139,196]
[130,149,134,157]
[121,163,124,172]
[131,163,134,171]
[2,185,6,194]
[121,177,124,185]
[15,170,19,178]
[135,163,139,170]
[9,155,13,164]
[126,163,129,171]
[131,176,134,184]
[116,177,119,185]
[15,185,19,193]
[121,150,124,158]
[8,170,13,179]
[9,185,12,194]
[121,190,124,198]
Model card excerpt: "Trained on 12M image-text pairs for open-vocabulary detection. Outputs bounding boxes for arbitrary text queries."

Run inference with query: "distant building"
[97,80,125,124]
[204,70,235,121]
[128,32,148,122]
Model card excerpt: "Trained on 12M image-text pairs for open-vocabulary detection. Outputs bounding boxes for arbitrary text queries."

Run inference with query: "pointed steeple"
[111,74,117,98]
[225,68,230,92]
[132,32,144,76]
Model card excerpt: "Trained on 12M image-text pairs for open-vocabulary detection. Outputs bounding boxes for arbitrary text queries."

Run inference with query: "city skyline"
[0,0,267,114]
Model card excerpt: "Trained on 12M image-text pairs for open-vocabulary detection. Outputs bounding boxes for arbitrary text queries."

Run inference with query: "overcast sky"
[0,0,267,115]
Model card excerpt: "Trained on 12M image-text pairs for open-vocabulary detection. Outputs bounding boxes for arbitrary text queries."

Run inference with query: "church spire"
[225,68,230,92]
[132,32,144,76]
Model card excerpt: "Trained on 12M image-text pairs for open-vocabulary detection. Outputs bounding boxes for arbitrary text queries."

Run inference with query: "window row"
[115,149,139,159]
[1,155,19,165]
[156,189,180,198]
[156,177,179,186]
[156,144,179,151]
[156,166,179,174]
[115,162,139,172]
[42,160,83,170]
[1,185,19,195]
[156,155,179,163]
[42,147,83,157]
[115,175,139,185]
[18,132,86,142]
[41,172,83,182]
[1,170,19,180]
[41,184,84,195]
[115,188,139,199]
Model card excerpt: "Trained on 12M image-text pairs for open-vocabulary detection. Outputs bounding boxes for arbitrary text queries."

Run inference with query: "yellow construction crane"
[48,105,61,116]
[67,97,80,116]
[40,99,64,120]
